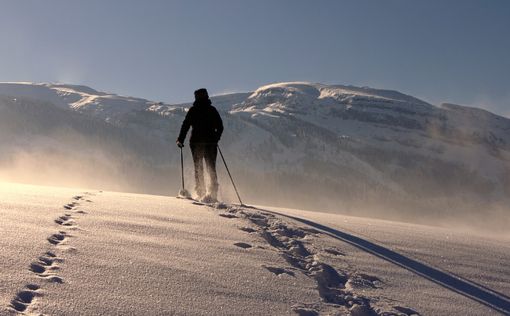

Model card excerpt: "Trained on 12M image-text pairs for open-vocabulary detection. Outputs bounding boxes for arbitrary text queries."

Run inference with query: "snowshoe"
[177,189,192,199]
[200,194,218,204]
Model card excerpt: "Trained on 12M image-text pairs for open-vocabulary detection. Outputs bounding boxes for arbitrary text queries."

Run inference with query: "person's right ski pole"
[178,146,191,199]
[180,147,185,190]
[217,145,243,206]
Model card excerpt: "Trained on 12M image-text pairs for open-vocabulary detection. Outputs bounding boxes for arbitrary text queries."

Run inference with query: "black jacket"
[177,100,223,144]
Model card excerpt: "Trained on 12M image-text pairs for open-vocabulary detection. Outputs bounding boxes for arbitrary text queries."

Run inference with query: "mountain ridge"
[3,81,508,118]
[0,81,508,229]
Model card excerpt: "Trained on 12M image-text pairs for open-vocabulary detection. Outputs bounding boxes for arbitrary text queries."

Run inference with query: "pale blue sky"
[1,0,509,116]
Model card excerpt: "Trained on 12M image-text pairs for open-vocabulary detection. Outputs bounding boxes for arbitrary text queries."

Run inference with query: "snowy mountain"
[0,82,509,229]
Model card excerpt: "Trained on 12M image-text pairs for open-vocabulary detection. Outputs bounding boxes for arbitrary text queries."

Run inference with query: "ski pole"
[180,147,185,190]
[217,145,243,206]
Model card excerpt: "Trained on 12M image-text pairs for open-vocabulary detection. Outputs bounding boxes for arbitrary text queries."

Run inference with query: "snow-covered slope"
[1,183,509,315]
[0,82,151,122]
[0,82,509,230]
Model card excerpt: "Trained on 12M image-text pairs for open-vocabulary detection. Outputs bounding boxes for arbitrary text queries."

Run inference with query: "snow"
[1,81,509,231]
[0,183,316,315]
[1,182,509,315]
[241,82,433,115]
[0,82,152,121]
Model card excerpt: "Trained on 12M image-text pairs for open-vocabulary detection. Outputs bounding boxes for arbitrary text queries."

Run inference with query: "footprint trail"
[206,203,419,316]
[7,191,98,314]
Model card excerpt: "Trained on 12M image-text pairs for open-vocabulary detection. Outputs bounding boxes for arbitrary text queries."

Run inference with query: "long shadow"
[249,206,510,315]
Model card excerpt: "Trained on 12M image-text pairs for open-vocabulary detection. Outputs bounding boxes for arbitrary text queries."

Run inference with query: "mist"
[1,90,509,237]
[2,140,508,237]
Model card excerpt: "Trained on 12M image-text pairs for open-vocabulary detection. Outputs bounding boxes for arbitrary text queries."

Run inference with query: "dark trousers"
[190,143,218,197]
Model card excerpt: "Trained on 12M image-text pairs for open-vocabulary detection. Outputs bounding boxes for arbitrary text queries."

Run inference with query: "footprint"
[263,266,295,277]
[394,306,420,315]
[10,284,40,312]
[261,230,286,249]
[293,307,319,316]
[38,256,55,266]
[246,213,270,227]
[313,263,348,289]
[215,203,228,210]
[47,232,67,245]
[11,291,35,312]
[272,225,307,238]
[76,210,87,214]
[346,273,382,290]
[63,204,74,210]
[30,254,60,275]
[46,276,64,284]
[28,251,66,286]
[26,284,40,291]
[289,240,311,257]
[234,242,253,249]
[73,196,83,201]
[64,247,78,254]
[239,227,257,233]
[350,304,377,316]
[299,227,322,235]
[29,262,46,274]
[55,215,75,226]
[324,248,345,256]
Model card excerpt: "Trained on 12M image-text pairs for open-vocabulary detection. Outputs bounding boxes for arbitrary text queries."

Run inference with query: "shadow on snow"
[247,206,510,315]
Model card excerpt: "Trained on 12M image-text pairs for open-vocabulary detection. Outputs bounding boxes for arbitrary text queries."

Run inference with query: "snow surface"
[1,182,509,315]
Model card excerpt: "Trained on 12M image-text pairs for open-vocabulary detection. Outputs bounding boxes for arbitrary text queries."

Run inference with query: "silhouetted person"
[177,88,223,201]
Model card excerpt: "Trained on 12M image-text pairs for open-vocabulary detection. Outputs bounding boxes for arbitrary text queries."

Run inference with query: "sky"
[0,0,509,117]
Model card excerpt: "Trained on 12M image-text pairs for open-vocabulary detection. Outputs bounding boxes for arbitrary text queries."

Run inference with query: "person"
[177,88,223,201]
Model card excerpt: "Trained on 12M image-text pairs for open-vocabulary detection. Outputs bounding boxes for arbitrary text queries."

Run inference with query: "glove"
[176,141,184,148]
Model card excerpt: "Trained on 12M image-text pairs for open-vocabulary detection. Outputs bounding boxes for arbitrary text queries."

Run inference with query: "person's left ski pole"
[218,145,244,206]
